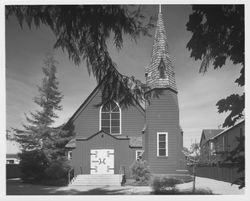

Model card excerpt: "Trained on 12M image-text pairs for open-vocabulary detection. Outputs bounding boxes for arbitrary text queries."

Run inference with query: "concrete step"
[70,174,123,186]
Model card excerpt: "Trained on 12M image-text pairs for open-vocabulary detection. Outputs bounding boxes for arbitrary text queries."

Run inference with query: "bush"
[44,160,69,180]
[39,178,68,186]
[130,159,151,184]
[18,150,49,182]
[18,150,71,186]
[151,176,183,193]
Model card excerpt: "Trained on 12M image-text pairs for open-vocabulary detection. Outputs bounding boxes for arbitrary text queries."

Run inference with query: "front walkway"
[177,176,244,195]
[6,177,244,195]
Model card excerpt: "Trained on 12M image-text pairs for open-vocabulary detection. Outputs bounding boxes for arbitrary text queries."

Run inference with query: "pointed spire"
[145,5,177,91]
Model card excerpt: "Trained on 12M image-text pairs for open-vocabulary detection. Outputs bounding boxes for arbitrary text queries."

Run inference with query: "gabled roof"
[6,153,19,159]
[200,129,224,146]
[76,130,129,141]
[65,131,142,149]
[63,79,145,129]
[211,119,245,140]
[65,138,76,149]
[203,129,224,140]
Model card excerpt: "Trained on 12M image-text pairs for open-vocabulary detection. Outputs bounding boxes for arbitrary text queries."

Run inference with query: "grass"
[125,179,149,186]
[126,174,194,187]
[152,174,194,183]
[152,188,213,195]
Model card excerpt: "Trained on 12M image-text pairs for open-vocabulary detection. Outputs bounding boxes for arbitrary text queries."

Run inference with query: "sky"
[5,4,244,153]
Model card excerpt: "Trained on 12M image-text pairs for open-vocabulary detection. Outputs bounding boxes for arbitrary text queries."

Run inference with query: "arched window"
[100,101,121,134]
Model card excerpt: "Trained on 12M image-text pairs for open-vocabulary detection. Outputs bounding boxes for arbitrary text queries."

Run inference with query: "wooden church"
[65,6,186,185]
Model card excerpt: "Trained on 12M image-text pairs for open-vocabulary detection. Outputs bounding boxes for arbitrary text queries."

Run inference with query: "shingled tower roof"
[145,5,177,92]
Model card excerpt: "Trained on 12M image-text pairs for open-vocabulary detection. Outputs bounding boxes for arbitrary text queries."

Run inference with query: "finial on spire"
[159,4,161,13]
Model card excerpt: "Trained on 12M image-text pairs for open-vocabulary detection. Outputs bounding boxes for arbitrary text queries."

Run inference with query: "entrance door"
[90,149,114,174]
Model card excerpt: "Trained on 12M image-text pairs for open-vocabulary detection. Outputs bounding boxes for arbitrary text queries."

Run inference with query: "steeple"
[145,5,177,92]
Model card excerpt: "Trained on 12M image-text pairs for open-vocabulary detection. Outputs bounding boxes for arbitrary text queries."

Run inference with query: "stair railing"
[119,165,126,186]
[68,167,74,185]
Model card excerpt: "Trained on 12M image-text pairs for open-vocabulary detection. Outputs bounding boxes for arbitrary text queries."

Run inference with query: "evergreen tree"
[6,5,155,107]
[12,54,64,155]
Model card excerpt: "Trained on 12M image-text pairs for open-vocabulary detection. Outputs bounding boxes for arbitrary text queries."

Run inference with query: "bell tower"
[144,5,186,174]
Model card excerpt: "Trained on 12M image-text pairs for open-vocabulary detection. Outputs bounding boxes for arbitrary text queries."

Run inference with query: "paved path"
[6,177,244,195]
[176,176,244,195]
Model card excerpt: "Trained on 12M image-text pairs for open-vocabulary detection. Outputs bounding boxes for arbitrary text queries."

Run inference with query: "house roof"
[203,129,224,140]
[200,129,224,146]
[211,119,245,140]
[6,153,19,159]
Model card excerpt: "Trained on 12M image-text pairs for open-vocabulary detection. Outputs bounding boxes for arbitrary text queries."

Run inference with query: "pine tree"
[12,54,64,155]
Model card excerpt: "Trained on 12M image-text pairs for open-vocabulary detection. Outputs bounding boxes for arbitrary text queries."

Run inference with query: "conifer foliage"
[6,5,155,107]
[12,54,64,153]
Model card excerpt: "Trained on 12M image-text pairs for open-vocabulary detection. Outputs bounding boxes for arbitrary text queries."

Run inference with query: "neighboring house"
[64,8,186,180]
[199,120,245,164]
[6,154,20,164]
[199,129,223,164]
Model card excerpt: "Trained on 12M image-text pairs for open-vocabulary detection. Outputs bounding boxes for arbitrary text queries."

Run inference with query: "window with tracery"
[100,101,121,134]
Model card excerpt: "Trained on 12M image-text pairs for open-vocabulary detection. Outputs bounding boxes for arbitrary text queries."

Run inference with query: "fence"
[6,164,21,179]
[187,164,244,183]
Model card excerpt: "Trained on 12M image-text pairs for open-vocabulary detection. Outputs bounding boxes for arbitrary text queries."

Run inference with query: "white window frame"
[222,135,225,152]
[210,141,216,155]
[68,150,72,160]
[157,132,168,157]
[135,150,144,160]
[99,101,122,135]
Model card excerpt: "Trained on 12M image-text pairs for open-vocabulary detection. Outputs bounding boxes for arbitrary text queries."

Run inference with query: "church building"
[65,6,186,185]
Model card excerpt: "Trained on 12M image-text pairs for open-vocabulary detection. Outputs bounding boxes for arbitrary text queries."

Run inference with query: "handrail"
[68,167,74,185]
[119,165,126,186]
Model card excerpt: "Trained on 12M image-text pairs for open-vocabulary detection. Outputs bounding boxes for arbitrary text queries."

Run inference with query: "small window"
[68,151,72,160]
[100,101,121,134]
[222,135,225,151]
[210,141,216,155]
[7,160,14,164]
[157,132,168,157]
[135,150,144,160]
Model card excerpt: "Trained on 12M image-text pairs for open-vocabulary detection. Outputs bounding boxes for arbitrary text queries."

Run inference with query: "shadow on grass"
[54,188,129,195]
[151,188,214,195]
[7,179,130,195]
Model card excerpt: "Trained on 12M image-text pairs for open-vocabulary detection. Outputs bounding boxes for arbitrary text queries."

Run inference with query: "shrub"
[181,188,213,195]
[18,150,49,182]
[39,178,68,186]
[151,176,183,193]
[44,160,68,180]
[130,159,151,184]
[162,174,194,183]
